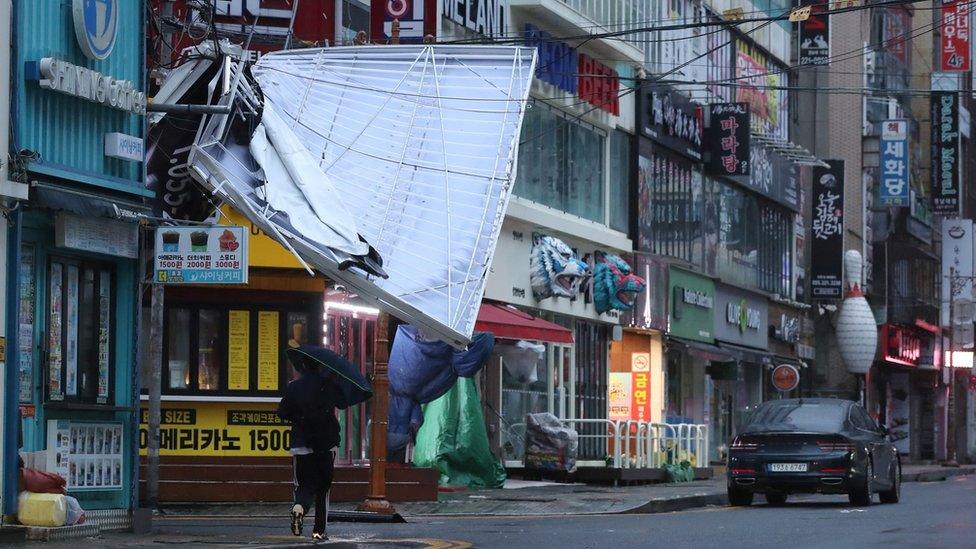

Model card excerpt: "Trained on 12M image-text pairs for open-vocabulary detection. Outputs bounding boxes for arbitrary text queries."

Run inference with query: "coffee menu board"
[228,310,250,391]
[154,226,248,284]
[257,311,280,391]
[46,420,124,491]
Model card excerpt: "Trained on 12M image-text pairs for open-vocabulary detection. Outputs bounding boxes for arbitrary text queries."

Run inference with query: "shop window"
[46,259,114,404]
[160,304,317,396]
[167,309,191,390]
[198,309,222,390]
[608,130,631,233]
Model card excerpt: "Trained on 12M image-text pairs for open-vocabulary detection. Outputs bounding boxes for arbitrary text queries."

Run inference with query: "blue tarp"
[387,325,494,454]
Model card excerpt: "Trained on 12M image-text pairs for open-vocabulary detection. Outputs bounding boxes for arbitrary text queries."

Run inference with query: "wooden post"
[359,312,394,513]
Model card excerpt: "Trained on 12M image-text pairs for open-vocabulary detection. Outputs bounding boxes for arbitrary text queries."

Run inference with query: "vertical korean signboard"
[941,1,971,71]
[631,353,651,422]
[931,91,960,215]
[879,119,909,206]
[941,219,974,326]
[706,102,750,176]
[799,0,830,65]
[810,161,845,299]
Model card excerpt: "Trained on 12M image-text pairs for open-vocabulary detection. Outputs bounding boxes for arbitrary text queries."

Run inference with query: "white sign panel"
[941,218,974,326]
[104,132,144,162]
[47,420,125,491]
[55,213,138,258]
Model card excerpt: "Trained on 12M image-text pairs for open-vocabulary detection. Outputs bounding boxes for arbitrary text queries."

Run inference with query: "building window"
[46,258,114,404]
[608,130,631,233]
[336,0,370,45]
[638,150,704,267]
[516,100,607,224]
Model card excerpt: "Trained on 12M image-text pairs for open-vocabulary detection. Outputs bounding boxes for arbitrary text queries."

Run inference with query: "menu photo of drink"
[46,420,124,491]
[154,226,248,285]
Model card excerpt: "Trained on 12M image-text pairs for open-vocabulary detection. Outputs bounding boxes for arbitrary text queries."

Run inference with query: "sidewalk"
[32,464,976,548]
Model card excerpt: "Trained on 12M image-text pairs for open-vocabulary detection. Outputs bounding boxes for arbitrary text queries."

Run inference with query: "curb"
[623,492,728,514]
[902,466,976,483]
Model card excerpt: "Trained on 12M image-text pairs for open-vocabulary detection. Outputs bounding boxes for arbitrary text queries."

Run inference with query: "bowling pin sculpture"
[836,250,878,374]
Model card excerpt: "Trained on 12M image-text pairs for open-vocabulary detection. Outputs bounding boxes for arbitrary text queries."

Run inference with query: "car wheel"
[728,486,754,507]
[879,462,901,504]
[848,458,873,506]
[765,492,788,506]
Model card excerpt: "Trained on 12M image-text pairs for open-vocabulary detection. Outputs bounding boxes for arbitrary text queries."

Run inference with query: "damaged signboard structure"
[148,44,537,348]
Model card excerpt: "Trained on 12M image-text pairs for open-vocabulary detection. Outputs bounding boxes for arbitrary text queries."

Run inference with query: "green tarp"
[412,378,506,488]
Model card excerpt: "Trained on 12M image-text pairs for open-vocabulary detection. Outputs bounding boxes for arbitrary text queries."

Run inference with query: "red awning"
[475,303,574,344]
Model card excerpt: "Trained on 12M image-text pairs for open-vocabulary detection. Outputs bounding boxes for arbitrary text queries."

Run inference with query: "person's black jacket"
[277,371,344,453]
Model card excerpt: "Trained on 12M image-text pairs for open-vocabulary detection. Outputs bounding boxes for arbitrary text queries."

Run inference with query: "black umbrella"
[286,345,373,408]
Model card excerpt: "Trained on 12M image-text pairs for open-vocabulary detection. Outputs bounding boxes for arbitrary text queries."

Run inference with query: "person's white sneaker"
[312,531,328,541]
[290,504,304,536]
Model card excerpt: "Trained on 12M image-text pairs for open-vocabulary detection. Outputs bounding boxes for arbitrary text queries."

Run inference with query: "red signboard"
[771,364,800,393]
[942,1,971,71]
[370,0,437,44]
[883,324,922,367]
[148,0,335,68]
[578,54,620,116]
[631,372,650,421]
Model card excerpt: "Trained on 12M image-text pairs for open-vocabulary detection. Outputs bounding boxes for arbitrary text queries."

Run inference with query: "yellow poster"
[228,310,250,390]
[257,311,280,391]
[219,205,303,269]
[139,402,290,457]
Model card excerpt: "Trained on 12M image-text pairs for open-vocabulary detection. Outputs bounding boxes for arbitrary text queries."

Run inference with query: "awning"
[667,337,733,362]
[475,303,574,344]
[717,341,776,365]
[31,182,150,222]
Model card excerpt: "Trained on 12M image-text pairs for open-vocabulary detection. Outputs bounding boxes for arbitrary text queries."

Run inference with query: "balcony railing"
[554,0,649,58]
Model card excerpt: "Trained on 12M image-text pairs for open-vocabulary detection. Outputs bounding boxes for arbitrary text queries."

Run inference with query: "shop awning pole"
[358,311,395,514]
[146,283,164,509]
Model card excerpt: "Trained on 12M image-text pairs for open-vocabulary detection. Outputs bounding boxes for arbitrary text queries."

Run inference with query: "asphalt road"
[91,475,976,549]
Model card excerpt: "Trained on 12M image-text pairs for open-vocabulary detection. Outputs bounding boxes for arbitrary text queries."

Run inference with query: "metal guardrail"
[513,418,709,470]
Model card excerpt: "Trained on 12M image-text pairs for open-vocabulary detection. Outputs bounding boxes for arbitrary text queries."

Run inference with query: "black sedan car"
[727,398,900,507]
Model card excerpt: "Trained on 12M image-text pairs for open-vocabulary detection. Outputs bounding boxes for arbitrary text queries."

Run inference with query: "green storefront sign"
[668,267,715,342]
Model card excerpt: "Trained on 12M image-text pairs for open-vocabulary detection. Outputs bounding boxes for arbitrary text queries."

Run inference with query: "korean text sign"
[810,160,845,299]
[154,226,249,284]
[942,1,971,71]
[879,119,909,206]
[706,102,750,176]
[931,91,960,215]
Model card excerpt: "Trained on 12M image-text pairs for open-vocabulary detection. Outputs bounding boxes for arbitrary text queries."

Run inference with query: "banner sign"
[931,91,960,215]
[524,23,620,115]
[941,1,971,71]
[810,160,845,299]
[139,402,291,456]
[706,102,750,176]
[608,373,632,421]
[799,0,829,65]
[154,227,249,284]
[941,219,974,326]
[642,86,703,160]
[879,119,910,206]
[732,143,800,212]
[370,0,437,44]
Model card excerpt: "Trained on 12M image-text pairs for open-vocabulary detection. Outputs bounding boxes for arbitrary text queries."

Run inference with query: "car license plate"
[769,463,807,472]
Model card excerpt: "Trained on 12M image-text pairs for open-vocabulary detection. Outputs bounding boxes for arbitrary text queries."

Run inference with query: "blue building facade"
[5,0,147,516]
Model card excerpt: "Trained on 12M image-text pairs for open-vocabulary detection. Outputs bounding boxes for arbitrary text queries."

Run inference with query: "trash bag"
[664,460,695,483]
[524,413,578,473]
[64,496,85,525]
[388,325,495,456]
[412,377,506,489]
[19,468,66,495]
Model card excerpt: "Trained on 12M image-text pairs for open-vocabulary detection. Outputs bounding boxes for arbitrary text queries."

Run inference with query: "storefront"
[7,0,148,517]
[480,217,635,465]
[871,322,941,460]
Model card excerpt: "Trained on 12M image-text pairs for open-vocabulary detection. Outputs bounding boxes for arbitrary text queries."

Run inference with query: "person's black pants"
[293,451,335,534]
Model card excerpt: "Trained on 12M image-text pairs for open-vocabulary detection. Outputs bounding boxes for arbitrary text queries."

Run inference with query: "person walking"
[277,355,346,540]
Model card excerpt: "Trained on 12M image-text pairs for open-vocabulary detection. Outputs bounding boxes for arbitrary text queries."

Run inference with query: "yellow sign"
[219,206,304,269]
[228,310,250,390]
[788,6,811,22]
[258,311,280,391]
[139,402,290,457]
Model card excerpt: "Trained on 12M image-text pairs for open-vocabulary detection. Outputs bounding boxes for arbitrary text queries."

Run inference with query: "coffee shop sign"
[680,288,713,309]
[726,300,761,332]
[29,57,147,115]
